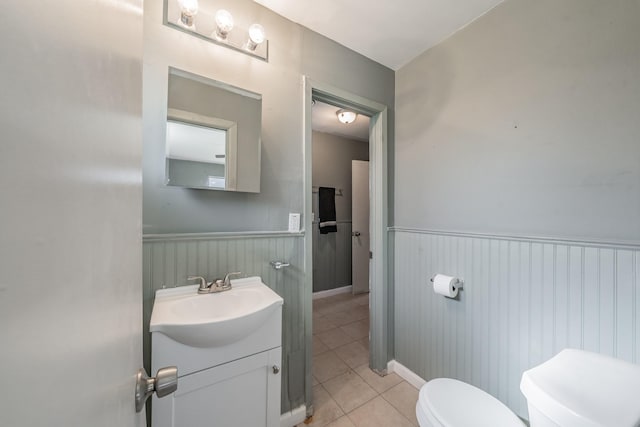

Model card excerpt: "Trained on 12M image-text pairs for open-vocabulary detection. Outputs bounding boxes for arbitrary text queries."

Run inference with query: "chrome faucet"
[188,276,212,294]
[188,272,242,294]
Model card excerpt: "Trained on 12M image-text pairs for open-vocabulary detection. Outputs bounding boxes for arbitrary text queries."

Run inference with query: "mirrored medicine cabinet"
[166,68,261,193]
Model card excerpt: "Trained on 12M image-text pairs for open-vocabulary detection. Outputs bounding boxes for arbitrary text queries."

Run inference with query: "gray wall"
[395,0,640,242]
[142,0,394,416]
[312,131,368,292]
[394,0,640,421]
[143,0,394,234]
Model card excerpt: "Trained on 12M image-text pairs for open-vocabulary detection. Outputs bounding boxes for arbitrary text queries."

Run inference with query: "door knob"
[352,231,361,237]
[135,366,178,412]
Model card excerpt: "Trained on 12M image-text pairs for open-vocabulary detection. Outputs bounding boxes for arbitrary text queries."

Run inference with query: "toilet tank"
[520,349,640,427]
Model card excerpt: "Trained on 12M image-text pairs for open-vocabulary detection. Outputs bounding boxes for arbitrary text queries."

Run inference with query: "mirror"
[166,68,261,192]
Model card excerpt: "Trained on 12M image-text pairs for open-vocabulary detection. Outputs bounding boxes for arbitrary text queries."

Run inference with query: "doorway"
[310,99,370,299]
[303,78,389,418]
[309,97,372,414]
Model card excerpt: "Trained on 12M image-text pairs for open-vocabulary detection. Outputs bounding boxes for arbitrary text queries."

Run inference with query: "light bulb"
[215,9,234,40]
[177,0,198,29]
[246,24,265,51]
[336,109,357,124]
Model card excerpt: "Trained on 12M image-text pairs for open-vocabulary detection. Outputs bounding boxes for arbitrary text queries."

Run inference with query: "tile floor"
[298,292,419,427]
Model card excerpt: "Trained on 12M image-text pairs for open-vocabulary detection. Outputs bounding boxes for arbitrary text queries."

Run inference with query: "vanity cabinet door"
[153,347,282,427]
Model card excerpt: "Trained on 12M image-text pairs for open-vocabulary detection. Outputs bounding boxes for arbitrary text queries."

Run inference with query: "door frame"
[302,77,389,414]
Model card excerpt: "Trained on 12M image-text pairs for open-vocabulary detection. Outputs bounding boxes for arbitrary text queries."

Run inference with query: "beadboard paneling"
[143,233,305,413]
[312,221,352,292]
[392,229,640,419]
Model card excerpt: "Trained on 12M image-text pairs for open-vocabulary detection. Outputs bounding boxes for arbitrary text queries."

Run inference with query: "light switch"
[288,213,301,232]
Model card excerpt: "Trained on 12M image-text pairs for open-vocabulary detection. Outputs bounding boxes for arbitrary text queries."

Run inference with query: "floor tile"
[313,351,350,383]
[353,293,370,306]
[354,364,403,394]
[331,309,366,327]
[316,327,353,350]
[325,292,355,303]
[325,416,356,427]
[339,320,369,340]
[315,300,354,317]
[334,341,369,368]
[313,335,330,356]
[381,382,420,426]
[347,396,414,427]
[297,385,344,426]
[358,336,369,350]
[322,370,378,413]
[313,316,338,334]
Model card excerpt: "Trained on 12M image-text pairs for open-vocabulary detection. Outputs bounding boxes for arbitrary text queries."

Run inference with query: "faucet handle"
[223,272,242,287]
[187,275,208,290]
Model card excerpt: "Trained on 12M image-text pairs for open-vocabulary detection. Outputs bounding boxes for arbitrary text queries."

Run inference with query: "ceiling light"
[336,109,357,124]
[246,24,266,51]
[177,0,198,29]
[214,9,234,40]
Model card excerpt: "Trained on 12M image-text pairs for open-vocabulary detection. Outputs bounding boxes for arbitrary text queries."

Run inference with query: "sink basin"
[150,276,284,348]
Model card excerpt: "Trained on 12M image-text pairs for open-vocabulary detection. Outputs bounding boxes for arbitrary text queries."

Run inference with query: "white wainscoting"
[392,228,640,419]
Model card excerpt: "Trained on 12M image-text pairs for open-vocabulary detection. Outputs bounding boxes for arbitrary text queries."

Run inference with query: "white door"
[351,160,370,295]
[0,1,145,426]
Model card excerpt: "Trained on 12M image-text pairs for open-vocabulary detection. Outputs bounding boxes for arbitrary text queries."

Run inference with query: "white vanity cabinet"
[153,347,281,427]
[150,277,283,427]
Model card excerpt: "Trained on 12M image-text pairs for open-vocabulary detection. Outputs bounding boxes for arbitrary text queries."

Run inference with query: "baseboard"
[312,285,352,300]
[280,405,306,427]
[387,360,426,390]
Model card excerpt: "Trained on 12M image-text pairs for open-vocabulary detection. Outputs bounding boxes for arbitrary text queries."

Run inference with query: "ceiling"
[253,0,504,70]
[312,100,370,142]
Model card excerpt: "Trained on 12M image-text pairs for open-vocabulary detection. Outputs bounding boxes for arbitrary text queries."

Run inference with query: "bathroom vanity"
[150,277,283,427]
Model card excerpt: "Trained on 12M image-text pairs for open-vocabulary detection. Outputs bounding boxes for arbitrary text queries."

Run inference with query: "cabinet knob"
[272,365,280,374]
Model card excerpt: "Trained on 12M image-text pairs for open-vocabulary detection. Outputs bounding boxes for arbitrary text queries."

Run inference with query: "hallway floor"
[298,292,419,427]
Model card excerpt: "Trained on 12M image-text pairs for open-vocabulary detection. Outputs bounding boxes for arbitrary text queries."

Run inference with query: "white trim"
[387,360,426,390]
[312,285,352,300]
[143,230,304,242]
[389,226,640,250]
[280,405,306,427]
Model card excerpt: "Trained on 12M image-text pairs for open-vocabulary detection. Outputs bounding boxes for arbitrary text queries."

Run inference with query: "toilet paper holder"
[430,275,464,288]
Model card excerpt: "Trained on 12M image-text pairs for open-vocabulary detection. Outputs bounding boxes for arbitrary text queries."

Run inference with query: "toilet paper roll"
[433,274,460,298]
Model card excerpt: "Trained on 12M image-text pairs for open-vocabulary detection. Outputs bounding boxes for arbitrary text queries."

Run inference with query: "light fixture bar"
[164,1,269,62]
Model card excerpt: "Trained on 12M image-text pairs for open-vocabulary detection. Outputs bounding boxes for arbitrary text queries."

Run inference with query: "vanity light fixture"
[246,24,266,51]
[214,9,234,41]
[167,1,269,61]
[177,0,198,29]
[336,109,357,124]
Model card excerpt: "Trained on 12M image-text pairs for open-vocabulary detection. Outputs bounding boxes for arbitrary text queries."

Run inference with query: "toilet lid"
[417,379,525,427]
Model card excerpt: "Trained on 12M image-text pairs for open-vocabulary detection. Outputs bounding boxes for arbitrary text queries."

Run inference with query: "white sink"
[150,276,284,348]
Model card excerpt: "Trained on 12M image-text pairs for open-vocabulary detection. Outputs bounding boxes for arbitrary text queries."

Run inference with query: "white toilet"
[416,349,640,427]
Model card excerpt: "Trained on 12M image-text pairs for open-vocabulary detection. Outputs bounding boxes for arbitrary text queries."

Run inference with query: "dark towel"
[318,187,337,234]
